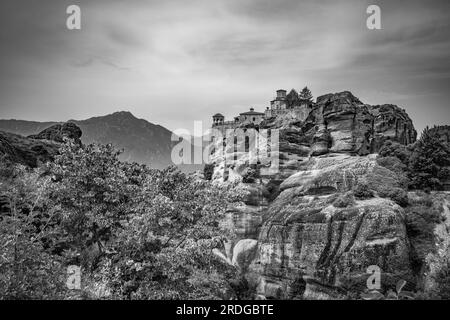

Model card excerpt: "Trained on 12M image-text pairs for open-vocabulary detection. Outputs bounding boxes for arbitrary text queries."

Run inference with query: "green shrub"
[0,165,67,299]
[404,203,443,274]
[203,163,214,180]
[376,157,409,188]
[434,262,450,299]
[0,142,244,300]
[353,181,374,199]
[377,186,409,207]
[263,180,281,202]
[242,168,257,183]
[389,188,409,207]
[408,126,450,190]
[378,140,411,165]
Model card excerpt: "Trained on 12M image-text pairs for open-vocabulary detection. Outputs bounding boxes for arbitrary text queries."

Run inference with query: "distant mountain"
[0,111,177,169]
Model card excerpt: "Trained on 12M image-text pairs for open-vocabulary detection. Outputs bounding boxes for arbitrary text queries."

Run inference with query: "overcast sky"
[0,0,449,134]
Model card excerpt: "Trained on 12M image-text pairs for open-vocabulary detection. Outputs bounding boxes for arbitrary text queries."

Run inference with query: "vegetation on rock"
[377,126,450,191]
[299,86,313,102]
[0,142,244,299]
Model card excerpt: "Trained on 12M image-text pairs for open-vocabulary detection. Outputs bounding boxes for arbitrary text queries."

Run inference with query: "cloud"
[0,0,448,133]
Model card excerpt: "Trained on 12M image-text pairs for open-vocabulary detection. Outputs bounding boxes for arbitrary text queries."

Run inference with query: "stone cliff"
[0,122,82,167]
[260,91,416,159]
[208,91,448,299]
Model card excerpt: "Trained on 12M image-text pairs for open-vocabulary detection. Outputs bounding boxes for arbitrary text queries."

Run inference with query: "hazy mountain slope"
[0,120,58,137]
[72,111,175,169]
[0,111,176,169]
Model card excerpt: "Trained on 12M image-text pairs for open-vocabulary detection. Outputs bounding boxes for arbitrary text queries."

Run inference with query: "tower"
[276,89,287,99]
[212,113,224,126]
[271,89,287,110]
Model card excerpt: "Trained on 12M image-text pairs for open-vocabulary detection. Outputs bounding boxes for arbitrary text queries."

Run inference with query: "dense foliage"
[377,126,450,191]
[299,86,313,102]
[0,143,243,300]
[409,127,450,190]
[404,194,444,274]
[0,164,66,299]
[286,89,300,108]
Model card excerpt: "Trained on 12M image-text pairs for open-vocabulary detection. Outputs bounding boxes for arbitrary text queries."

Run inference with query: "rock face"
[209,91,424,299]
[0,122,82,167]
[259,91,417,159]
[210,91,417,188]
[422,195,450,296]
[28,122,82,146]
[0,111,176,169]
[247,155,413,299]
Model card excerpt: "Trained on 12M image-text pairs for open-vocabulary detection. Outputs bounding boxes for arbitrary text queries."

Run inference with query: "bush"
[389,188,409,207]
[434,262,450,299]
[242,168,257,183]
[353,181,374,199]
[408,126,450,190]
[0,142,245,300]
[377,186,409,207]
[377,156,406,173]
[376,157,409,188]
[333,192,355,208]
[203,163,214,180]
[404,203,443,274]
[0,164,67,299]
[263,180,281,202]
[378,140,411,165]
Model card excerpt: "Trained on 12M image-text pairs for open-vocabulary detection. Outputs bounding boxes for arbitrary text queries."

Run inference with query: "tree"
[99,166,243,299]
[203,163,214,181]
[408,126,450,190]
[45,142,147,269]
[378,140,412,166]
[0,163,66,299]
[299,86,313,102]
[45,142,244,299]
[0,141,245,299]
[286,89,300,108]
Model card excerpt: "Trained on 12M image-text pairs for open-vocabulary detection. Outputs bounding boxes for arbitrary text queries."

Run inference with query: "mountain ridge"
[0,111,175,169]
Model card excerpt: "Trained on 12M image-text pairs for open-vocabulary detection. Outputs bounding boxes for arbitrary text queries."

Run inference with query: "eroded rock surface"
[209,91,422,299]
[28,122,82,146]
[0,122,82,167]
[240,155,413,299]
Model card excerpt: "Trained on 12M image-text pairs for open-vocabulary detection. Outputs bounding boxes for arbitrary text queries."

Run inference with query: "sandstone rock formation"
[257,91,417,161]
[0,122,82,167]
[248,155,413,299]
[0,111,176,169]
[422,195,450,295]
[28,122,82,146]
[208,91,427,299]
